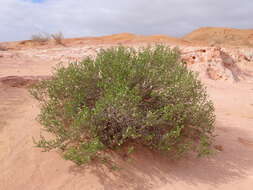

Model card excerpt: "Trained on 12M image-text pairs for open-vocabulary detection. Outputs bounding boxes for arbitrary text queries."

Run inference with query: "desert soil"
[1,30,253,189]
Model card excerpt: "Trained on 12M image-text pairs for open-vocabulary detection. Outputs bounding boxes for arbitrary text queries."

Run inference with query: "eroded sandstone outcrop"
[181,46,253,82]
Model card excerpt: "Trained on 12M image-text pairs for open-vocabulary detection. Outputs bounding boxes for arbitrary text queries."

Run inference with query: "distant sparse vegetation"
[0,44,7,51]
[30,45,215,165]
[30,32,64,45]
[31,33,51,43]
[51,32,64,45]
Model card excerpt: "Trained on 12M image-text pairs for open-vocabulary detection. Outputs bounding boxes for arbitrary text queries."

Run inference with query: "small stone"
[214,145,223,151]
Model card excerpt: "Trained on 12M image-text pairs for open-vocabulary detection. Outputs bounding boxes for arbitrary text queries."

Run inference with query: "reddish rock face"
[180,46,253,82]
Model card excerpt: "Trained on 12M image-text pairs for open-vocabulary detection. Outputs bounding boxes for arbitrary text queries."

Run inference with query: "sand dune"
[183,27,253,47]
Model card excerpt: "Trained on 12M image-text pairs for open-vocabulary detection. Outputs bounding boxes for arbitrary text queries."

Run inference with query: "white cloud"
[0,0,252,41]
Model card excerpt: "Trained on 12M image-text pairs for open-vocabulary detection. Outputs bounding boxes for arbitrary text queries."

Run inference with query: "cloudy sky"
[0,0,252,42]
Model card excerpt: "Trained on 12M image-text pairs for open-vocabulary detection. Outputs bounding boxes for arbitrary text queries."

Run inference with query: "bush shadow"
[69,122,253,190]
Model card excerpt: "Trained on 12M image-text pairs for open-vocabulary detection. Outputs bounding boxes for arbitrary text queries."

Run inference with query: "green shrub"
[30,45,215,165]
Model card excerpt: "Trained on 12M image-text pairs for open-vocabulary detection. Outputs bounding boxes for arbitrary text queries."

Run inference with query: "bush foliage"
[30,45,215,165]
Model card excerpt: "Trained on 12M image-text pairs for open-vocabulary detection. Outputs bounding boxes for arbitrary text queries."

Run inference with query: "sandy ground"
[1,41,253,190]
